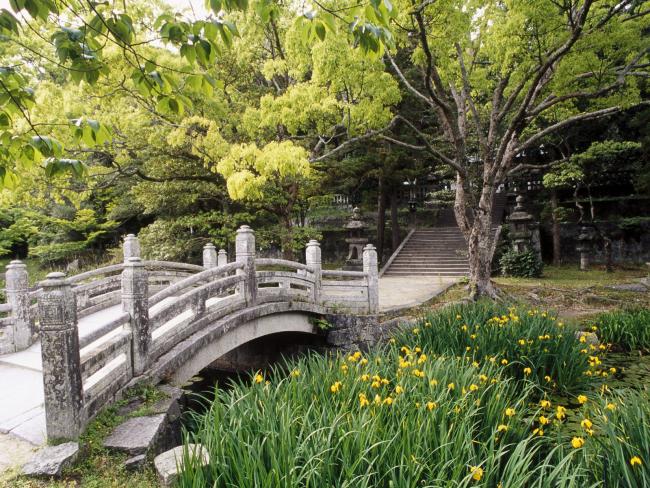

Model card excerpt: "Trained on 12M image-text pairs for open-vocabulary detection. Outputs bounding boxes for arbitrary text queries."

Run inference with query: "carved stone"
[122,257,150,375]
[363,244,379,314]
[202,243,217,269]
[217,249,228,267]
[5,260,32,351]
[306,240,322,304]
[123,234,141,261]
[235,226,257,306]
[38,272,84,441]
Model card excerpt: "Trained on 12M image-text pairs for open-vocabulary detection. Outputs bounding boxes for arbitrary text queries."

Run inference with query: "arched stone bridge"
[0,226,379,442]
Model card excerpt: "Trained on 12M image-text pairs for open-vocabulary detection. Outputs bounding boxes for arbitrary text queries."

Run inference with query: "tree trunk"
[390,189,400,250]
[464,183,498,300]
[550,189,561,266]
[377,178,387,265]
[281,216,294,260]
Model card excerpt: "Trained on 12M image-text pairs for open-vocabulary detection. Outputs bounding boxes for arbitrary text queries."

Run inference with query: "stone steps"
[382,193,507,278]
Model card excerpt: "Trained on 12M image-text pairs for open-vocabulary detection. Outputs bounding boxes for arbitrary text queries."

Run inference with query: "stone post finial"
[123,234,141,262]
[217,249,228,267]
[235,226,256,306]
[5,260,32,352]
[306,240,322,304]
[203,243,217,269]
[38,272,85,441]
[122,257,150,375]
[363,244,379,314]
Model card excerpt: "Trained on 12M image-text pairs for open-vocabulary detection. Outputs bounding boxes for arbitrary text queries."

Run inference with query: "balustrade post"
[122,257,150,375]
[123,234,141,261]
[38,272,84,441]
[235,226,257,306]
[217,249,228,267]
[363,244,379,314]
[306,240,322,305]
[6,260,32,351]
[203,243,217,269]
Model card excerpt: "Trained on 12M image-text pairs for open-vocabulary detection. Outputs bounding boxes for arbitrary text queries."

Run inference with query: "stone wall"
[539,221,650,264]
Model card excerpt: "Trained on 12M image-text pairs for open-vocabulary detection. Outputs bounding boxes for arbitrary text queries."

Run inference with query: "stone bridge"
[0,226,379,443]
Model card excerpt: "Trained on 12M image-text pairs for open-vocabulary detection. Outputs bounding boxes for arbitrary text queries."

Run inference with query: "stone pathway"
[379,276,458,313]
[0,304,124,448]
[0,432,37,476]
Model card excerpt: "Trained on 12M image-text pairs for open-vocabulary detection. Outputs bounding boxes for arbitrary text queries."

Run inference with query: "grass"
[490,265,650,321]
[593,308,650,352]
[581,390,650,487]
[179,351,592,487]
[494,264,647,288]
[405,302,595,394]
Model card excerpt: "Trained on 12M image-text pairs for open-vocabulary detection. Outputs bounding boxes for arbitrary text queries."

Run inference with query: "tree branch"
[516,105,631,153]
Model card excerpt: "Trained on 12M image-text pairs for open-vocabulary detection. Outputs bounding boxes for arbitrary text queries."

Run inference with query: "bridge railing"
[31,225,378,442]
[0,236,211,355]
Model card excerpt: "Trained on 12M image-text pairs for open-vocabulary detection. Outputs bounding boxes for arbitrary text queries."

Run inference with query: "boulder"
[103,414,166,456]
[576,331,600,346]
[154,443,210,487]
[22,442,79,478]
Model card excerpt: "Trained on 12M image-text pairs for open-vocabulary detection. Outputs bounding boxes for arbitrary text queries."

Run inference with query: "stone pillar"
[235,226,257,306]
[576,226,595,271]
[306,240,322,305]
[203,243,217,269]
[122,257,150,375]
[38,272,84,441]
[6,260,32,351]
[217,249,228,267]
[363,244,379,314]
[123,234,141,261]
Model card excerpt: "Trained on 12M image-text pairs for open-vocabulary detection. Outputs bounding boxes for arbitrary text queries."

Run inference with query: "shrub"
[499,249,543,278]
[594,308,650,351]
[404,302,594,394]
[179,349,590,487]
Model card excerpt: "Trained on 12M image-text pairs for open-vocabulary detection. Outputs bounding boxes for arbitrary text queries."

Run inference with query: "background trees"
[0,0,647,295]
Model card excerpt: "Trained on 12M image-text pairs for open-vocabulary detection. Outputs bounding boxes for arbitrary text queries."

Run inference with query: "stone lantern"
[507,195,534,252]
[576,225,596,271]
[344,207,368,270]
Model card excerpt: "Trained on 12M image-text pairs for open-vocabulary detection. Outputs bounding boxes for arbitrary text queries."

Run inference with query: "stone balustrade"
[2,226,379,442]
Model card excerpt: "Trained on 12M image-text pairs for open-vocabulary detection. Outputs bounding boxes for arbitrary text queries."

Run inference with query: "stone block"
[154,443,210,487]
[608,283,649,292]
[22,442,79,478]
[103,414,166,456]
[125,454,147,471]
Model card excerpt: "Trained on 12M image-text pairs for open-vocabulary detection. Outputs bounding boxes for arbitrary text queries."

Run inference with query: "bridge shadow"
[181,330,326,419]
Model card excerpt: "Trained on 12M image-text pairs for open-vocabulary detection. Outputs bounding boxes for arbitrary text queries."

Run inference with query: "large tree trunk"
[377,178,387,265]
[460,179,499,300]
[390,189,400,250]
[550,189,561,266]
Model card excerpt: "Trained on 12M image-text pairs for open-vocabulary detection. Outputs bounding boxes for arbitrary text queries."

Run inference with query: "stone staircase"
[382,193,508,278]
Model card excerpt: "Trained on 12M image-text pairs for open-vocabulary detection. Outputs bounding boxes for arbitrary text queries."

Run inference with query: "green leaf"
[314,21,326,41]
[0,112,11,128]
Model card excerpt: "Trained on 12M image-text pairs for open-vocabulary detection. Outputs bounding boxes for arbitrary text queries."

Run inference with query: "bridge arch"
[147,302,325,385]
